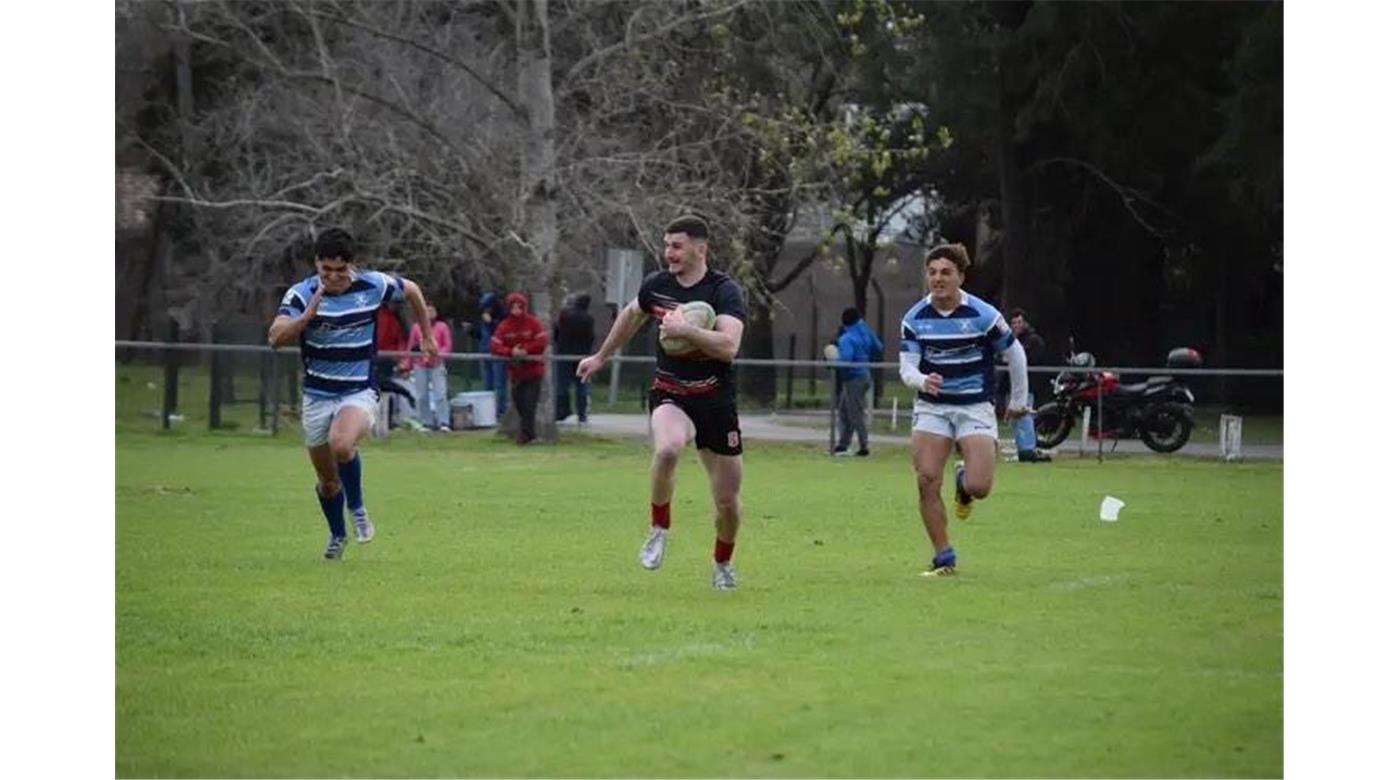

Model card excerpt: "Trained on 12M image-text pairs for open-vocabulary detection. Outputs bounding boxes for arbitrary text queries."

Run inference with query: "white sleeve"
[899,351,927,392]
[1003,339,1029,409]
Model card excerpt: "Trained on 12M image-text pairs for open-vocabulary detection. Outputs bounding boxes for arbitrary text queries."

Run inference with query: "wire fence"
[115,340,1283,456]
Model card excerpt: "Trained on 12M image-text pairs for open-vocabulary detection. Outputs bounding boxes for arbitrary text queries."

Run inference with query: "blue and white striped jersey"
[900,290,1015,405]
[277,270,405,399]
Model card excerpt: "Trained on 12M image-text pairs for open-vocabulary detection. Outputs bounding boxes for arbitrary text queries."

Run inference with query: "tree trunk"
[995,47,1033,314]
[516,0,559,442]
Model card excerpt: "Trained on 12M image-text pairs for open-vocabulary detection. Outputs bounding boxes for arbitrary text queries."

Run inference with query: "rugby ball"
[659,301,717,356]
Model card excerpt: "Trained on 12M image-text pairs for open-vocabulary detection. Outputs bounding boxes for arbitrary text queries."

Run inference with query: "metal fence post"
[162,321,179,429]
[785,333,796,409]
[270,350,281,435]
[827,365,838,455]
[208,326,223,431]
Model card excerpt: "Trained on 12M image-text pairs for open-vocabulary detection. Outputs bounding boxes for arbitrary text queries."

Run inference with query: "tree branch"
[309,7,529,121]
[562,0,753,90]
[1029,156,1175,239]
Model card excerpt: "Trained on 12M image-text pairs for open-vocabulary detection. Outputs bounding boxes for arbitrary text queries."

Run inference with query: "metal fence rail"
[115,341,1283,454]
[114,340,1282,376]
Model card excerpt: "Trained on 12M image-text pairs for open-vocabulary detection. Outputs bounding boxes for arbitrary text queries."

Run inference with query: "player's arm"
[898,324,942,395]
[577,298,648,379]
[1001,339,1030,416]
[401,278,438,359]
[268,286,322,348]
[667,312,742,362]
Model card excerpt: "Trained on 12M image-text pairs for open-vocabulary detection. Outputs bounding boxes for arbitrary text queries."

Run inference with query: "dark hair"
[1007,308,1028,321]
[664,215,709,240]
[314,228,357,264]
[841,307,861,327]
[924,243,970,273]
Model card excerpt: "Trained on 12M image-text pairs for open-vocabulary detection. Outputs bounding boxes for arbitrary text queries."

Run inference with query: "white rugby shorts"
[302,388,378,447]
[911,399,998,441]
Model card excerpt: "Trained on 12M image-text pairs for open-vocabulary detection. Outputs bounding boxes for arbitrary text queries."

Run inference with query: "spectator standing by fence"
[477,292,508,417]
[491,291,549,445]
[554,292,596,424]
[832,307,884,457]
[405,302,453,431]
[376,302,409,428]
[1002,308,1052,463]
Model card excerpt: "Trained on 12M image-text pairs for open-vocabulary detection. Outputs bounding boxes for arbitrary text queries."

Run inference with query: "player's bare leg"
[307,443,347,558]
[329,405,376,543]
[955,434,997,501]
[912,432,958,575]
[699,450,742,589]
[641,403,694,569]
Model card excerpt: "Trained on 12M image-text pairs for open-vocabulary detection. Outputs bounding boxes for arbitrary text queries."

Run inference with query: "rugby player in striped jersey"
[269,228,436,560]
[899,244,1031,576]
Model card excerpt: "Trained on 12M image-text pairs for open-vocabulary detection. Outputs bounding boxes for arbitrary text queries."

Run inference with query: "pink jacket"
[405,320,453,369]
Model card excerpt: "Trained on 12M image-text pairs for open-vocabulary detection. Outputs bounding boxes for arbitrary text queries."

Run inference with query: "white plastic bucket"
[450,391,498,429]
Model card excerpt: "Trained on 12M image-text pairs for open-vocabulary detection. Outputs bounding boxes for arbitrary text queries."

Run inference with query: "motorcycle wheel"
[1035,403,1073,449]
[1139,403,1194,453]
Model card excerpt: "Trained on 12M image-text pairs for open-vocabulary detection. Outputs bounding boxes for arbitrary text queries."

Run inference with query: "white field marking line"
[623,636,755,667]
[1012,660,1281,681]
[1046,574,1130,591]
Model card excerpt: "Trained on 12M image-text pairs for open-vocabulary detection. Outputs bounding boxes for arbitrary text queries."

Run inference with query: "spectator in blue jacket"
[833,307,884,457]
[477,292,509,416]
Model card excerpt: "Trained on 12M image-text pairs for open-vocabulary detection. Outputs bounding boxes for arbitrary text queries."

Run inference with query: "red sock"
[650,502,671,529]
[714,538,735,564]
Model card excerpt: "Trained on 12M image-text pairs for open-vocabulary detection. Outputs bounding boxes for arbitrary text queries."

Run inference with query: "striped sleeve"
[371,271,406,304]
[987,313,1015,352]
[277,284,306,318]
[900,319,920,353]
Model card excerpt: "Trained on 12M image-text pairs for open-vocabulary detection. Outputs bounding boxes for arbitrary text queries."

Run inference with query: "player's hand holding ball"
[659,301,716,357]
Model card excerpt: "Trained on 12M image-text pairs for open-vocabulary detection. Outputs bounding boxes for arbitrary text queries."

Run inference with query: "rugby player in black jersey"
[577,216,747,590]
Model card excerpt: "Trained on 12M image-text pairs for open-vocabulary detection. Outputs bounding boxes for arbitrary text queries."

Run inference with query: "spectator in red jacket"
[490,291,549,444]
[375,303,409,427]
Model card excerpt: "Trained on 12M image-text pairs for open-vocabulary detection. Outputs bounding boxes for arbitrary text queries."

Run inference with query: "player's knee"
[329,439,357,463]
[317,476,343,497]
[965,473,993,498]
[714,492,741,518]
[915,470,943,495]
[654,441,684,467]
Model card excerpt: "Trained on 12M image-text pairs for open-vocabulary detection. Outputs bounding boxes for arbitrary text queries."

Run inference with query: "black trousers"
[512,376,542,442]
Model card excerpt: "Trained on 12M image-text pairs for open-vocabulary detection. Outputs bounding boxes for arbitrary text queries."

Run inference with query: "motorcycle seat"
[1114,377,1174,396]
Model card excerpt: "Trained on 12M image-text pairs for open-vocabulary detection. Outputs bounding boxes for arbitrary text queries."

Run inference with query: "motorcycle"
[1034,345,1201,454]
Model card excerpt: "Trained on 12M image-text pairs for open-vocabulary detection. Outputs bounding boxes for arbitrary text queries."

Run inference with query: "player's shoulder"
[280,275,318,306]
[962,291,1002,321]
[705,269,744,295]
[901,295,933,321]
[637,269,669,297]
[353,268,396,289]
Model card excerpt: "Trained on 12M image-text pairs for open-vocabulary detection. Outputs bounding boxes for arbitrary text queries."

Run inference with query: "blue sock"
[338,452,364,514]
[933,546,957,568]
[317,488,347,538]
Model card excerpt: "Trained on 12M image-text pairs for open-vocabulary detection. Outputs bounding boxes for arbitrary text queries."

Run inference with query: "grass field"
[116,428,1282,778]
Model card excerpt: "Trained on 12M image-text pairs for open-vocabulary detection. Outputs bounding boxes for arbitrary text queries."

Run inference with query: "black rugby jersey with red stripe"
[637,268,747,406]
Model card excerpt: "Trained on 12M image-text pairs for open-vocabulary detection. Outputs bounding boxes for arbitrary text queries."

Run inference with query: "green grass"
[116,427,1281,777]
